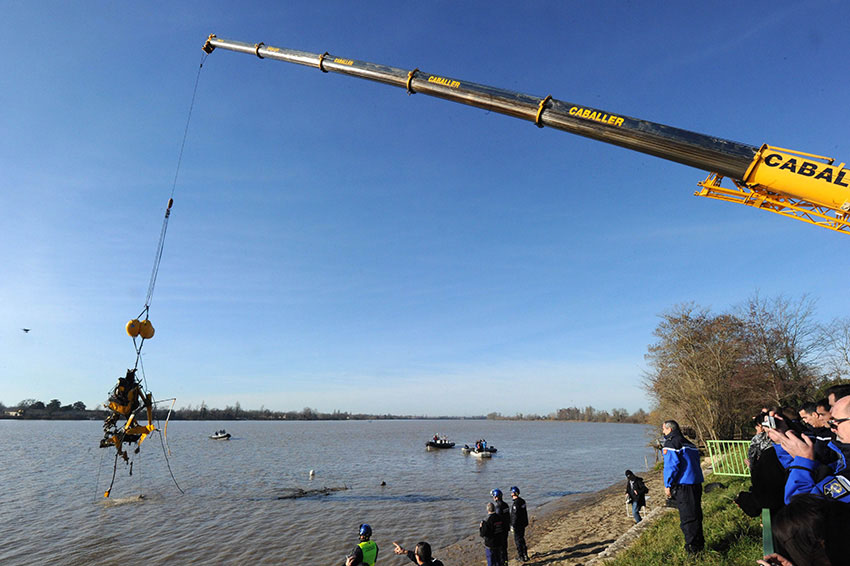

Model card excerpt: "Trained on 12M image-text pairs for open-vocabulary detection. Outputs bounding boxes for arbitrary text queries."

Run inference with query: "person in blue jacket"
[769,396,850,504]
[662,420,705,554]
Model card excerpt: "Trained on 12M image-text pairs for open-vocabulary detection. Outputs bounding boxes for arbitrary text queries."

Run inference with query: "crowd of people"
[341,486,530,566]
[735,383,850,566]
[655,383,850,565]
[338,386,850,566]
[478,486,529,565]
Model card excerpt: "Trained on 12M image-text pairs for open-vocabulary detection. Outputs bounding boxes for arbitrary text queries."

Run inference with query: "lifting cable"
[131,50,208,370]
[100,51,207,501]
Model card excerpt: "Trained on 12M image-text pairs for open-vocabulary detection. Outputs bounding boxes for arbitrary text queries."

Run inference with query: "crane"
[202,35,850,235]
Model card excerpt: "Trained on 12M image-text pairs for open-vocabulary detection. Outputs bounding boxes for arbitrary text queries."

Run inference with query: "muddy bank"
[436,466,665,566]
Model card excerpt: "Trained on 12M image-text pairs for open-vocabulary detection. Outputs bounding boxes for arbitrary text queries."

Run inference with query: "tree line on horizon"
[1,398,648,423]
[644,293,850,443]
[487,406,649,423]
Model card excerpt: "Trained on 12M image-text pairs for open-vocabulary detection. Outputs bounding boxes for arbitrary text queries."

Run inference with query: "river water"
[0,419,656,565]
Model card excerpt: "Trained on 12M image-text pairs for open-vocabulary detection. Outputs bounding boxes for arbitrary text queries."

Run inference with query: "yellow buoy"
[138,319,155,339]
[126,319,141,337]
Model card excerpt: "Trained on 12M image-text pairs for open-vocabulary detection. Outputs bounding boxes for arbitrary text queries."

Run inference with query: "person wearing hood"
[624,470,648,523]
[662,420,704,554]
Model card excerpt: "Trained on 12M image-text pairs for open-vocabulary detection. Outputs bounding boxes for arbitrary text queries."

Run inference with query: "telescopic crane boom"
[203,35,850,235]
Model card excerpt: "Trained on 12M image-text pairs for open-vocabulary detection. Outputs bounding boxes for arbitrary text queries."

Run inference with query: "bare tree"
[822,316,850,381]
[738,293,824,407]
[643,304,750,442]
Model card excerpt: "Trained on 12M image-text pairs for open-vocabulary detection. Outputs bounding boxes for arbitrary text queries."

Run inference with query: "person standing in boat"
[510,486,529,562]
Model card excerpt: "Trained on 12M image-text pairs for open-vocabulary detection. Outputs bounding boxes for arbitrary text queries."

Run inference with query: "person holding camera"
[747,416,774,468]
[662,420,704,554]
[768,396,850,505]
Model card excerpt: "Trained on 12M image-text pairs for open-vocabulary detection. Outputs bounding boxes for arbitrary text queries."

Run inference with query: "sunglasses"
[828,417,850,428]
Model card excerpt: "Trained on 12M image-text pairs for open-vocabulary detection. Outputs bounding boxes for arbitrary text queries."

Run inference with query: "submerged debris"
[276,486,348,500]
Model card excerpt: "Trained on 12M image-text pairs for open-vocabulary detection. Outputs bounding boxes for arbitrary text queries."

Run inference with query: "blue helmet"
[359,523,372,538]
[491,488,502,498]
[510,486,520,495]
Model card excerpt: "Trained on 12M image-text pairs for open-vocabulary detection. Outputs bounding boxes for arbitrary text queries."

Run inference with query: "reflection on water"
[0,419,656,565]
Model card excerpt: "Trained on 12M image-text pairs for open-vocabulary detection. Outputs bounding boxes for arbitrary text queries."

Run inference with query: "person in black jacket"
[491,488,510,564]
[625,470,648,523]
[392,541,444,566]
[480,501,507,566]
[510,486,529,561]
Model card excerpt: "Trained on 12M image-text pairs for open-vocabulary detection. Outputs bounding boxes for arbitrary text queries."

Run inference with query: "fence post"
[762,508,774,556]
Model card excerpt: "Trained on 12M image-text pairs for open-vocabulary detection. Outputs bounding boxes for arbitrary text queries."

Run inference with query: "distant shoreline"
[2,410,649,423]
[0,412,491,421]
[0,414,655,422]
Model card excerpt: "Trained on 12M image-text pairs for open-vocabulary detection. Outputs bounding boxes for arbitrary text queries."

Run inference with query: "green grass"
[606,475,763,566]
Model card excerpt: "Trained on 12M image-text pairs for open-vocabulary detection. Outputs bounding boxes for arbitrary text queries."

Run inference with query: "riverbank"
[437,466,666,565]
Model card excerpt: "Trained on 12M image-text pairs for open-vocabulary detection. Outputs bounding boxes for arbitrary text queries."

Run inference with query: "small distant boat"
[210,429,231,440]
[463,442,497,457]
[426,436,455,450]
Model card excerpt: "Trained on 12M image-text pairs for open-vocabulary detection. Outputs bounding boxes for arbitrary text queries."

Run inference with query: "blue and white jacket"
[662,431,704,487]
[780,440,850,504]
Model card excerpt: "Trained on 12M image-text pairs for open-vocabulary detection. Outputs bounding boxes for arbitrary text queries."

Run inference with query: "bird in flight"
[21,328,30,333]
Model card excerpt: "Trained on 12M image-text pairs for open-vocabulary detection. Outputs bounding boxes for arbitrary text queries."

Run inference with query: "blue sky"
[2,1,849,416]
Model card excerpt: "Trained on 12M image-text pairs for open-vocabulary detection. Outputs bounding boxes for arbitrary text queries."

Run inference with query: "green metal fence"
[705,440,774,555]
[705,439,751,477]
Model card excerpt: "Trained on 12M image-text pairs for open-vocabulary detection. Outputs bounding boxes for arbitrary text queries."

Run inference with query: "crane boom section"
[204,36,756,178]
[203,35,850,234]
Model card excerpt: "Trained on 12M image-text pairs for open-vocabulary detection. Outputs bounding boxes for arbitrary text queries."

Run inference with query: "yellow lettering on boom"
[762,153,849,188]
[427,75,461,89]
[568,106,624,127]
[333,58,354,65]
